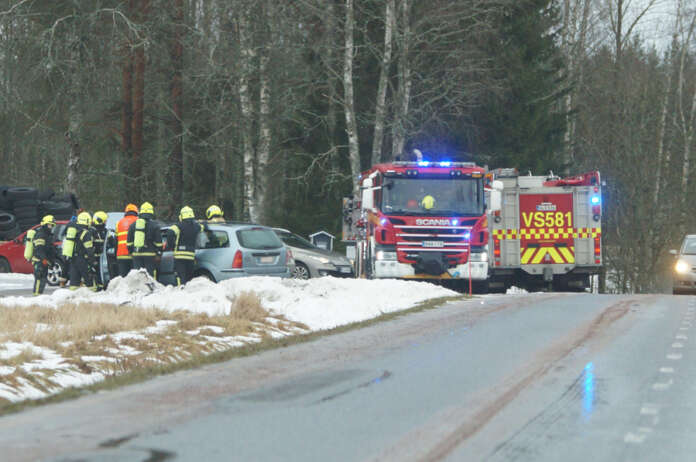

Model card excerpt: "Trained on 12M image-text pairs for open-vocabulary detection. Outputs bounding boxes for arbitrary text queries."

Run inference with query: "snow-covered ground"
[0,271,458,404]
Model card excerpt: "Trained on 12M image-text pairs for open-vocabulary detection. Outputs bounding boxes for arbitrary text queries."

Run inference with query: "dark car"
[0,221,69,286]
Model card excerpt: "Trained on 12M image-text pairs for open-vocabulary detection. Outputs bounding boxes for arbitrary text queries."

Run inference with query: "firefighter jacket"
[207,217,225,223]
[167,219,204,261]
[31,225,55,263]
[127,213,163,257]
[92,225,107,255]
[62,224,95,260]
[116,212,138,259]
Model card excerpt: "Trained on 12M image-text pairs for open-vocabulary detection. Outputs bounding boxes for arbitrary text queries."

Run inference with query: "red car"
[0,221,69,286]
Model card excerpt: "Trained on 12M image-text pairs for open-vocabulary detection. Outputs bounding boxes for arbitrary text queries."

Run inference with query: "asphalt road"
[0,286,58,297]
[1,292,694,461]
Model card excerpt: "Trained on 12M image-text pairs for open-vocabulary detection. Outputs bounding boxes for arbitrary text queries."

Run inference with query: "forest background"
[1,0,695,293]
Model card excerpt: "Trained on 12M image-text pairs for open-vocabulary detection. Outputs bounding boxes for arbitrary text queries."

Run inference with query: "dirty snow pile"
[1,270,458,330]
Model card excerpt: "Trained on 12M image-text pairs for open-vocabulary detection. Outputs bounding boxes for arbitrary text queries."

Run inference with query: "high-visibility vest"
[116,215,137,259]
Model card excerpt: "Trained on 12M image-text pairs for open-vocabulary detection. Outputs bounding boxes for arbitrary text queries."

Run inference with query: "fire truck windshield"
[381,177,484,216]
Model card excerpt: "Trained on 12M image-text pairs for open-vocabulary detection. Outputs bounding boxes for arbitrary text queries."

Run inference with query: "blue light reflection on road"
[583,362,595,419]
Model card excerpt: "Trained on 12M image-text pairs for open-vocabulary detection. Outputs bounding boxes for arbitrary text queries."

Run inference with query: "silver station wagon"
[101,222,291,285]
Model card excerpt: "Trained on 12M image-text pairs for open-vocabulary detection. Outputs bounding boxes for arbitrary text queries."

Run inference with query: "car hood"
[286,246,351,265]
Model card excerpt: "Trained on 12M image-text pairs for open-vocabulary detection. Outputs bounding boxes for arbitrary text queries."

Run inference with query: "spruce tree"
[475,0,568,174]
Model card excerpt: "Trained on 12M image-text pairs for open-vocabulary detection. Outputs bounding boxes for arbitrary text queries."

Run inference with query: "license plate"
[259,256,274,264]
[339,266,352,273]
[422,241,444,248]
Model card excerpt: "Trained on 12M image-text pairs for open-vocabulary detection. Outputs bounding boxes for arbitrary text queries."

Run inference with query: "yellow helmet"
[93,211,108,225]
[77,211,92,226]
[421,195,436,210]
[206,205,223,220]
[140,202,154,215]
[40,215,55,226]
[179,206,195,220]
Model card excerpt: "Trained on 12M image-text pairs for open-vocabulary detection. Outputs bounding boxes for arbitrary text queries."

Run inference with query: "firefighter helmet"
[77,212,92,226]
[421,195,436,210]
[40,215,55,226]
[179,206,195,220]
[140,202,154,215]
[93,211,108,226]
[125,203,138,214]
[206,205,223,220]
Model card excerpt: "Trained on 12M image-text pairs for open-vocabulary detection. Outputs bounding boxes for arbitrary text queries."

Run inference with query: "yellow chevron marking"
[520,247,536,264]
[558,246,575,263]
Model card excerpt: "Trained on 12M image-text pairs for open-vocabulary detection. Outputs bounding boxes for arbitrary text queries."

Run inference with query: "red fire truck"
[487,169,603,292]
[342,159,500,292]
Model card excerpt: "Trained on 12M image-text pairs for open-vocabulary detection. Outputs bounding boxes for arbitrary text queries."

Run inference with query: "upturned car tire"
[0,212,17,231]
[0,225,21,240]
[13,206,39,218]
[292,262,311,279]
[37,190,55,201]
[6,187,38,202]
[13,199,39,209]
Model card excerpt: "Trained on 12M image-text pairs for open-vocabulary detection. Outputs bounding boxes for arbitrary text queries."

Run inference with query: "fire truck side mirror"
[490,190,502,212]
[361,178,374,210]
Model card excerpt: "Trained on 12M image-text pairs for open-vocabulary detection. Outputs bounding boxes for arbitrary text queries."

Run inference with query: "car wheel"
[292,262,311,279]
[194,270,216,283]
[0,257,10,273]
[46,260,65,286]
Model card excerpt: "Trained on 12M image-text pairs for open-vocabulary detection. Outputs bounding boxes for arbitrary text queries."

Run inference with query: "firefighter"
[62,211,96,291]
[127,201,163,279]
[167,206,205,286]
[31,215,57,296]
[116,204,139,277]
[91,211,108,290]
[421,194,436,210]
[205,205,225,223]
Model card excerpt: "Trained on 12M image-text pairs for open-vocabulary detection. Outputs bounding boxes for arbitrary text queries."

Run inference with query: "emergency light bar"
[392,161,477,168]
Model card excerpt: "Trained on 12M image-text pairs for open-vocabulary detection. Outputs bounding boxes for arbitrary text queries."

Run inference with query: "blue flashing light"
[417,161,430,167]
[439,161,452,167]
[452,219,459,226]
[591,195,601,205]
[463,232,471,240]
[379,218,388,226]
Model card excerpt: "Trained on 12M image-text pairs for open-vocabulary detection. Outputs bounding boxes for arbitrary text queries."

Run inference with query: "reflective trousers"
[33,261,48,295]
[133,255,158,280]
[117,258,133,278]
[174,259,195,286]
[69,256,95,291]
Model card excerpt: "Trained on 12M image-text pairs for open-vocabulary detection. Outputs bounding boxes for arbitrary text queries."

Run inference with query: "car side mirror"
[670,249,678,256]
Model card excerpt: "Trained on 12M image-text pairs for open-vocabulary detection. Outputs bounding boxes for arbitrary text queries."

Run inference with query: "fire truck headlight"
[376,251,397,261]
[675,260,690,274]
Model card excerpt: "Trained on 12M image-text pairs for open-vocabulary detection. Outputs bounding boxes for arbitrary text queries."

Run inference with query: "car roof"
[273,227,291,233]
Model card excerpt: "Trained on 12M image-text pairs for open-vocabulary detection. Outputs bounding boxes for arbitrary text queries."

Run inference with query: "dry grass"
[0,303,165,349]
[0,347,43,367]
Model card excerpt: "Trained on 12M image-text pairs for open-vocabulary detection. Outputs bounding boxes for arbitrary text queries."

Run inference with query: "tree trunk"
[391,0,412,160]
[131,0,149,202]
[65,121,81,196]
[237,9,257,222]
[343,0,361,196]
[371,0,395,166]
[256,13,272,225]
[170,0,185,209]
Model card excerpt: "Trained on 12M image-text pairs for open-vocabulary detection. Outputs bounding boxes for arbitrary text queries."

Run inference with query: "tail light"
[232,250,243,269]
[594,237,601,264]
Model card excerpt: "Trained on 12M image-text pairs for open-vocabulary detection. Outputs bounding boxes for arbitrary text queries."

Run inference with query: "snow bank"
[0,270,457,330]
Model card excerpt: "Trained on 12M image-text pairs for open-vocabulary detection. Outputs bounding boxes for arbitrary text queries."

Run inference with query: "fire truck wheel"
[292,262,311,279]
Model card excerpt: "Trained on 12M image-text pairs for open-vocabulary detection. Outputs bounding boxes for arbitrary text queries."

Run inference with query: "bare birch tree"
[343,0,361,196]
[371,0,395,166]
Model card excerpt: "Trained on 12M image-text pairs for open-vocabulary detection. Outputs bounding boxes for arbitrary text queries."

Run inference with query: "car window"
[237,228,283,250]
[197,230,229,249]
[682,238,696,255]
[277,232,317,250]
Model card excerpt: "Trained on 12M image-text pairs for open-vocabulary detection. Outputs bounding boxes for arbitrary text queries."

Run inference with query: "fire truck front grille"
[394,225,471,252]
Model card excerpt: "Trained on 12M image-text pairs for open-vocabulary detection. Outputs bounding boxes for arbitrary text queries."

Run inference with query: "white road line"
[667,353,683,360]
[652,379,674,390]
[672,342,685,348]
[676,334,688,340]
[679,327,689,330]
[624,428,653,444]
[660,367,675,373]
[640,404,660,416]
